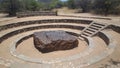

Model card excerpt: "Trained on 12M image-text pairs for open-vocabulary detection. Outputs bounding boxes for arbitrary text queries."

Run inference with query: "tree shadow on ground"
[99,59,120,68]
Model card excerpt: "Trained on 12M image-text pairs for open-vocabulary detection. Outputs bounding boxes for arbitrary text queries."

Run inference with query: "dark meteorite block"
[33,31,78,53]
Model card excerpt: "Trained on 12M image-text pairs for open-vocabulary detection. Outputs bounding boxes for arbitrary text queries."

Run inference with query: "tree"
[76,0,91,12]
[29,0,40,11]
[1,0,21,16]
[49,0,63,9]
[67,0,76,9]
[20,0,41,11]
[92,0,120,15]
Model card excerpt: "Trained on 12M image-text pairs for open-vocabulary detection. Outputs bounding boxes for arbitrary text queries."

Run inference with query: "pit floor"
[17,37,87,59]
[0,13,120,68]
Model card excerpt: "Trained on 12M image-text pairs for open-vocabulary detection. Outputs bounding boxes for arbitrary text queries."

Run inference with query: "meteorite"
[33,31,78,53]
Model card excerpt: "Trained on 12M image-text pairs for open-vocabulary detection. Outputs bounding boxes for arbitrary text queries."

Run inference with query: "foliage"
[0,0,21,16]
[0,0,44,16]
[75,0,91,12]
[0,0,120,16]
[49,0,64,9]
[92,0,120,15]
[66,0,120,15]
[19,0,41,11]
[66,0,91,12]
[67,0,76,9]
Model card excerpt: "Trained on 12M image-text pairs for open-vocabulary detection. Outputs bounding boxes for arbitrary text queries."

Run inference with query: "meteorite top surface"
[34,31,77,44]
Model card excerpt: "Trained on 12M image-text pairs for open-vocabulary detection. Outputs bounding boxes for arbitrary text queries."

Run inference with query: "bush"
[92,0,120,15]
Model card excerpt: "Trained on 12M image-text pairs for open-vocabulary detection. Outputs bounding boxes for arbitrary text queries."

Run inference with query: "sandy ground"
[0,12,120,68]
[85,30,120,68]
[17,37,87,59]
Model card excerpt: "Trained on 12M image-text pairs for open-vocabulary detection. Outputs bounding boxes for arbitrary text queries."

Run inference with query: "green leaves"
[67,0,76,9]
[93,0,120,15]
[0,0,21,16]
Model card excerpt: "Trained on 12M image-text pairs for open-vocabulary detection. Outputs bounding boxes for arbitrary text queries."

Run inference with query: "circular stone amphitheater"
[0,13,120,68]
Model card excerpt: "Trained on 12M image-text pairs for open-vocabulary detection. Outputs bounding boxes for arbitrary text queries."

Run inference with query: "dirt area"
[17,37,87,59]
[0,11,120,68]
[85,31,120,68]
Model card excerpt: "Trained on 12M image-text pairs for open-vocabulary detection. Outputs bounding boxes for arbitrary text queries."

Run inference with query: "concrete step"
[81,34,88,38]
[81,32,91,36]
[93,23,106,26]
[89,26,100,30]
[81,33,89,37]
[80,22,108,37]
[91,24,103,28]
[84,30,94,34]
[86,28,97,32]
[0,23,86,37]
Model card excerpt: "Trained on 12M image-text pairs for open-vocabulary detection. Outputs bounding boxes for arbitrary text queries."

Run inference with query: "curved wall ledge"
[0,25,85,43]
[10,33,93,64]
[96,32,110,45]
[0,19,92,31]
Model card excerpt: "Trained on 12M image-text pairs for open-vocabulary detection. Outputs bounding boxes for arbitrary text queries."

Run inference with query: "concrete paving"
[0,13,120,68]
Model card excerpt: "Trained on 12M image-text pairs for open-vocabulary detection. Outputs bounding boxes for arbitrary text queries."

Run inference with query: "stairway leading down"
[80,22,108,38]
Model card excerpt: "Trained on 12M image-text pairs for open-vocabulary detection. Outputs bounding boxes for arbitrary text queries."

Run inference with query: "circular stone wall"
[0,19,118,68]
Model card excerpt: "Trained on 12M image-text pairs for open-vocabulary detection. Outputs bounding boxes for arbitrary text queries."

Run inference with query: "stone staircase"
[80,22,108,38]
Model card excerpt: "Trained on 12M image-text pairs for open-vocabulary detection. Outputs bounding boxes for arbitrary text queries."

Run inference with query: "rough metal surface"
[33,31,78,53]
